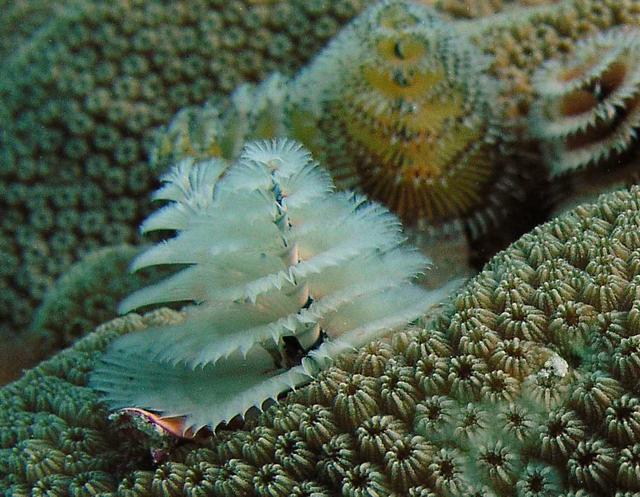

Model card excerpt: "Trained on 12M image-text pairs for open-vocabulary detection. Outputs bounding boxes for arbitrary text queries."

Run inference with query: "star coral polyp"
[0,0,367,339]
[6,185,640,495]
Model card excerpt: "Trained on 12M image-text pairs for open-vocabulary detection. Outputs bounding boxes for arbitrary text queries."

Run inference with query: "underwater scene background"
[3,0,640,495]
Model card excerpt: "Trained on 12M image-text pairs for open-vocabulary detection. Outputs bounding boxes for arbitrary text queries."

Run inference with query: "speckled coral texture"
[4,186,640,496]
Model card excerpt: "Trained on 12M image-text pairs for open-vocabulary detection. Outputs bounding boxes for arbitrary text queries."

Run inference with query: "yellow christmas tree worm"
[287,0,518,237]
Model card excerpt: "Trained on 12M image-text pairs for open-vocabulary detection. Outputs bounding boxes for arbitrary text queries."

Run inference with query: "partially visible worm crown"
[530,27,640,177]
[91,139,456,435]
[287,0,512,236]
[151,74,290,173]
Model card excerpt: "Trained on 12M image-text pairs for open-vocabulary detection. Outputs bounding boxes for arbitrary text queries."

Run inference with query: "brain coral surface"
[4,186,640,495]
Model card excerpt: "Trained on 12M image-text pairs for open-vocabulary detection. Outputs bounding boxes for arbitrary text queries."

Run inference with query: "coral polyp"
[289,0,512,235]
[90,138,456,434]
[530,27,640,176]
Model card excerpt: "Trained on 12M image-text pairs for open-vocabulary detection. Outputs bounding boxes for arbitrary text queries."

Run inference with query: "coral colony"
[0,0,365,335]
[5,186,640,495]
[3,0,640,496]
[152,1,524,238]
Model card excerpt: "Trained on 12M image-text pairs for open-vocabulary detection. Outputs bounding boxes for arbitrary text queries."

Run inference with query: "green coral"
[0,309,183,495]
[4,186,640,495]
[149,1,551,283]
[23,244,166,371]
[207,184,640,496]
[0,0,80,60]
[0,0,367,337]
[0,244,166,384]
